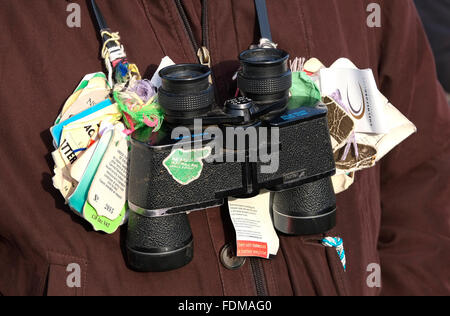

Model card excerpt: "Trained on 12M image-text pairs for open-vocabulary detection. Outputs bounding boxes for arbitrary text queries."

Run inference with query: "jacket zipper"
[173,0,220,103]
[250,258,269,296]
[174,0,210,66]
[174,2,270,295]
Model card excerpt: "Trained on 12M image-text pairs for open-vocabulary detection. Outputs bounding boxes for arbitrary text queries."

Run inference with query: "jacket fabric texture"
[0,0,449,296]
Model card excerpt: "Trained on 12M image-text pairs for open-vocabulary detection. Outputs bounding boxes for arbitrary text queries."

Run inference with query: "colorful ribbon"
[322,237,347,271]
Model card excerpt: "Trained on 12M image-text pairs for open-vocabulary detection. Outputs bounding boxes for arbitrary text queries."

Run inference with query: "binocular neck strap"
[255,0,273,43]
[175,0,211,67]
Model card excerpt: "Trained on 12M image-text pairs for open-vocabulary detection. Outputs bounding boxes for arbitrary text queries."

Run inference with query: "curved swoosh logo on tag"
[347,83,366,120]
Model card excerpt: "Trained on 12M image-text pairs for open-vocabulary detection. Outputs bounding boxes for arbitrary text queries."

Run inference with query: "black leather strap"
[255,0,273,41]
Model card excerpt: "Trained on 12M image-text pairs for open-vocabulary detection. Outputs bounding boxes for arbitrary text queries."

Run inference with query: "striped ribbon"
[322,237,347,271]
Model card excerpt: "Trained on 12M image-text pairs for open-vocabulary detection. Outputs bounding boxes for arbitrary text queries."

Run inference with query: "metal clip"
[197,46,212,83]
[250,38,278,50]
[197,46,211,68]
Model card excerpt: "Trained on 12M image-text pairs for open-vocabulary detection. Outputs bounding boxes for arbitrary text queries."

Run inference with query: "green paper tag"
[287,71,321,110]
[83,202,126,234]
[163,147,211,185]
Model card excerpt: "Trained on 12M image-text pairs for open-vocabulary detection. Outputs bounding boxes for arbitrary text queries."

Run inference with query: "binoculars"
[125,48,337,272]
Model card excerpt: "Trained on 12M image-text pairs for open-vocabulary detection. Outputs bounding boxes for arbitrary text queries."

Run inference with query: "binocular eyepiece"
[158,48,292,126]
[158,64,215,124]
[238,48,292,106]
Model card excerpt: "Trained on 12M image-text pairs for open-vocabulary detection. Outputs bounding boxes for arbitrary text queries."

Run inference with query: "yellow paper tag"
[58,73,110,123]
[60,88,110,122]
[55,103,122,165]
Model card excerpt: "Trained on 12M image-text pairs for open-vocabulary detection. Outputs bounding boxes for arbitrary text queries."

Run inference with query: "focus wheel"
[237,72,292,95]
[158,86,215,112]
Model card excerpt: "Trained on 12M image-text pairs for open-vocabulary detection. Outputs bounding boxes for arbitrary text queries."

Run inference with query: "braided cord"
[322,237,347,271]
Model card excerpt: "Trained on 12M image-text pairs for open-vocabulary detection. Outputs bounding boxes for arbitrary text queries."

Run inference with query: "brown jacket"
[0,0,449,296]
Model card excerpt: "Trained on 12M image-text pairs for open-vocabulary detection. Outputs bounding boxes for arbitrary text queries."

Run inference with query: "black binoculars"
[125,48,337,272]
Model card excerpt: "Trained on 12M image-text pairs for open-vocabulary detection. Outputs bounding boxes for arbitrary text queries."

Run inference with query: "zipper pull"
[197,46,212,83]
[197,46,211,68]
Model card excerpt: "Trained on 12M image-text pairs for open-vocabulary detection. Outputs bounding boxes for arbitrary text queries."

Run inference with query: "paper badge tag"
[52,166,77,200]
[320,67,388,134]
[356,100,417,162]
[56,73,110,124]
[51,107,118,173]
[54,123,99,168]
[83,202,126,234]
[332,172,355,195]
[67,128,114,214]
[163,147,211,185]
[51,99,115,147]
[51,129,96,200]
[59,88,110,123]
[228,191,279,259]
[51,141,99,202]
[87,123,128,221]
[150,57,175,90]
[70,141,99,183]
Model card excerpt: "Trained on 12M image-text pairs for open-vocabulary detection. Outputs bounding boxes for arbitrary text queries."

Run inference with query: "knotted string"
[99,31,160,133]
[113,79,164,135]
[100,31,127,86]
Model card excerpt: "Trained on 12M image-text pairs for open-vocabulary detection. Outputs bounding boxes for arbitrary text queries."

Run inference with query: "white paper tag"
[56,73,110,124]
[70,141,99,183]
[319,57,416,164]
[320,67,388,134]
[356,100,417,161]
[55,124,98,168]
[52,166,77,200]
[87,123,128,221]
[228,192,279,259]
[150,56,175,89]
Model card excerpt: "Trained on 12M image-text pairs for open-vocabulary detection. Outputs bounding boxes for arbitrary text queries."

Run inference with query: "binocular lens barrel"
[238,48,292,105]
[126,212,194,272]
[271,177,337,236]
[158,64,215,122]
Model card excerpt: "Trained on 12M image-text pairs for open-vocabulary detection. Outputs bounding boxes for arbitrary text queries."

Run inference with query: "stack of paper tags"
[303,58,417,193]
[50,72,129,234]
